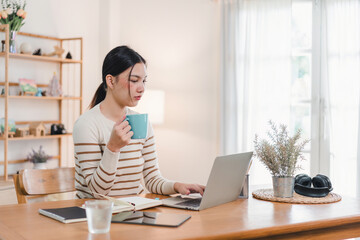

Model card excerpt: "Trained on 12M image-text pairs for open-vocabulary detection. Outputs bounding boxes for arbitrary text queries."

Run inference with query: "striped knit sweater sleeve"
[141,125,176,195]
[72,105,176,199]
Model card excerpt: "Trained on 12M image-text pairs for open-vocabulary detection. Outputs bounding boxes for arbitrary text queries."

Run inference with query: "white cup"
[85,200,114,234]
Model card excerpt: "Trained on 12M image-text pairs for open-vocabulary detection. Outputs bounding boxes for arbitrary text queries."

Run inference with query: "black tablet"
[111,211,191,227]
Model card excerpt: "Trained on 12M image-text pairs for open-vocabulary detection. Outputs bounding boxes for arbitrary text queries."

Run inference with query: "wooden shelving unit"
[0,24,83,181]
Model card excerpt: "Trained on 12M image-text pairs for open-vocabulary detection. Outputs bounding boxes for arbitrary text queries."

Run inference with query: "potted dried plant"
[254,121,309,198]
[27,145,51,169]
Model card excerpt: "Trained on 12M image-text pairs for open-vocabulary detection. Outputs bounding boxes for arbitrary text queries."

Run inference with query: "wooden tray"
[252,188,342,204]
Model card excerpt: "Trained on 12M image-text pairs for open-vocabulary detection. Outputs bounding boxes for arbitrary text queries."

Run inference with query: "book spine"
[39,209,66,223]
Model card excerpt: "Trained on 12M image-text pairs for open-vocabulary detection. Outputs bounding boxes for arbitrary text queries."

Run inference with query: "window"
[271,0,359,196]
[221,0,360,197]
[291,0,312,174]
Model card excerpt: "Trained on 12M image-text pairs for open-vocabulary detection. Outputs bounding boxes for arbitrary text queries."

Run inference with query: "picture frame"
[0,118,16,134]
[18,78,37,95]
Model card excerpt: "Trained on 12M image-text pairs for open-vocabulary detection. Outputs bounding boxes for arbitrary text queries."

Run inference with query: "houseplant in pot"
[0,0,27,53]
[254,121,309,198]
[27,145,50,169]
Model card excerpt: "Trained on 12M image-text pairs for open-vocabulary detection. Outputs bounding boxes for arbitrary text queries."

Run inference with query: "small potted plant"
[27,145,51,169]
[254,121,309,198]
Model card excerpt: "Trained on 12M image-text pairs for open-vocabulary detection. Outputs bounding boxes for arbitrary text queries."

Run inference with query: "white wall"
[104,0,220,185]
[25,0,102,114]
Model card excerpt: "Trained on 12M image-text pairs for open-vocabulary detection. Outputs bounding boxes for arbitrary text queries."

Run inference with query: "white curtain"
[220,0,240,155]
[221,0,292,184]
[321,0,360,197]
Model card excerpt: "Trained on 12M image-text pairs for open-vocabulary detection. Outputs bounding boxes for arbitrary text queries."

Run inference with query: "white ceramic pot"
[33,162,47,169]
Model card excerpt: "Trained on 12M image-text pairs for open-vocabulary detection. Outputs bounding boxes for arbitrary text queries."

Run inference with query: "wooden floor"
[0,179,17,205]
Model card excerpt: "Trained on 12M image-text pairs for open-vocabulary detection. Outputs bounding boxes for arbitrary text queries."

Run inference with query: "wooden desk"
[1,193,360,240]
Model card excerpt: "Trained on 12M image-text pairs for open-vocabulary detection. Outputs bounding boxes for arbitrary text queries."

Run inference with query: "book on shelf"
[38,196,162,224]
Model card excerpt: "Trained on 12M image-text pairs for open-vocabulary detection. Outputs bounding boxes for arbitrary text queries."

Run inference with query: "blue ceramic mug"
[125,114,148,139]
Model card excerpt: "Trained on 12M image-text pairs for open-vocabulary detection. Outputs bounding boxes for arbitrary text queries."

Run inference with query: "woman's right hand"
[107,116,133,152]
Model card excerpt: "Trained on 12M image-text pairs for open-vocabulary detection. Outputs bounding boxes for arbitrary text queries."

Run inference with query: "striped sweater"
[73,104,176,199]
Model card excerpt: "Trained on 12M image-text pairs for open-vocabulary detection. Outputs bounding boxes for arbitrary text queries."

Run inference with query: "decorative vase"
[272,176,295,198]
[9,30,17,53]
[20,42,33,54]
[33,162,47,169]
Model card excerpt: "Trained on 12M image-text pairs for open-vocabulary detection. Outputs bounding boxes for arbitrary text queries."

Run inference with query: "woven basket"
[252,188,341,204]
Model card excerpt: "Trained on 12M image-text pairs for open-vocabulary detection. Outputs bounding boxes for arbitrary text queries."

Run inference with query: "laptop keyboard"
[175,198,202,208]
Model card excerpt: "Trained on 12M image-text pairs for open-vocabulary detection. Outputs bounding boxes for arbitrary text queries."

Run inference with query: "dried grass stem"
[254,121,309,177]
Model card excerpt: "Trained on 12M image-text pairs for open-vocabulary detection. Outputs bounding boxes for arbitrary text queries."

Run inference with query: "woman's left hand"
[174,182,205,196]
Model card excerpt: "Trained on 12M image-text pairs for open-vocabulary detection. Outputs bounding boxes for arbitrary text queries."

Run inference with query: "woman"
[73,46,205,199]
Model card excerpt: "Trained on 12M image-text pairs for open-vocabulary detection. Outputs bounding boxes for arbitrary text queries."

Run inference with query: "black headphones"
[294,174,333,198]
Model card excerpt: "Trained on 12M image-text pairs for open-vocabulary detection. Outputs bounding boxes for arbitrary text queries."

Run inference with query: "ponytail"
[89,82,106,109]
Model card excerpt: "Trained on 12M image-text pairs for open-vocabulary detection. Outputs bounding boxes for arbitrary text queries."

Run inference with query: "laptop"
[162,151,253,211]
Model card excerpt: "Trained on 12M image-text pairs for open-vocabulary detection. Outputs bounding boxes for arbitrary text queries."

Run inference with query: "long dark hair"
[89,46,146,108]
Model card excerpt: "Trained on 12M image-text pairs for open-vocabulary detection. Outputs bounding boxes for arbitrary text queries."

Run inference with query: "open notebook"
[38,196,162,223]
[100,195,163,213]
